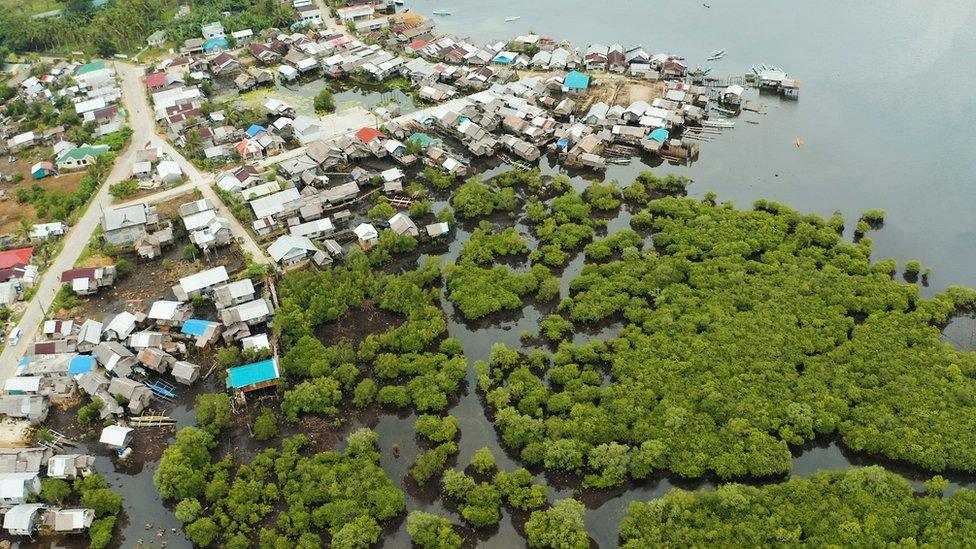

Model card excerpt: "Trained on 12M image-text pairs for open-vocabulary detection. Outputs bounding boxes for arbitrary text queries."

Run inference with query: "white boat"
[505,16,521,22]
[394,0,404,4]
[432,9,452,15]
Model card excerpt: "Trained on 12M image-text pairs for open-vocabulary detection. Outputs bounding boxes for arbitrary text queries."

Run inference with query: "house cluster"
[169,265,275,344]
[0,447,97,537]
[0,247,39,309]
[3,60,121,180]
[179,198,232,252]
[130,146,184,190]
[100,202,175,260]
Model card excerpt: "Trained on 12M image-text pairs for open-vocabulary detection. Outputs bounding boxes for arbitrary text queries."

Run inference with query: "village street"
[0,62,268,376]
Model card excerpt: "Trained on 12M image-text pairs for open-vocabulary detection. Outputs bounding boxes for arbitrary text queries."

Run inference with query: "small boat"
[432,9,452,15]
[709,49,725,57]
[394,0,404,4]
[703,66,712,75]
[505,16,520,22]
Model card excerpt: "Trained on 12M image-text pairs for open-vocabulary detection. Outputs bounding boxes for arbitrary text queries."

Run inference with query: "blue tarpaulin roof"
[227,359,280,390]
[563,71,590,90]
[203,37,229,52]
[493,53,514,64]
[648,128,669,143]
[246,124,266,137]
[68,355,95,375]
[182,319,216,337]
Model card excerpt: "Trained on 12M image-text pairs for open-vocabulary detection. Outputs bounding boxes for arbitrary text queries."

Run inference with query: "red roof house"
[145,71,167,90]
[355,127,384,144]
[0,247,34,270]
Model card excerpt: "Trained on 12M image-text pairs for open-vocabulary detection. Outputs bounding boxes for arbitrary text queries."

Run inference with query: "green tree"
[252,407,279,441]
[406,511,462,549]
[314,88,336,113]
[175,498,202,524]
[186,517,219,546]
[525,499,589,549]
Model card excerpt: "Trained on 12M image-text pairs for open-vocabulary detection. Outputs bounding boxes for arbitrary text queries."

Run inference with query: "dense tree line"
[0,0,294,56]
[156,420,404,547]
[276,254,466,420]
[39,474,121,548]
[619,467,976,547]
[476,196,976,482]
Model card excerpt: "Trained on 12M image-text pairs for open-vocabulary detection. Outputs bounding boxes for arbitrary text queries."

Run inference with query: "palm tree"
[16,219,33,244]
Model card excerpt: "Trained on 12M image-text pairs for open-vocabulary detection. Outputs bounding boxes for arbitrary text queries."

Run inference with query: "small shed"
[0,473,41,506]
[99,425,133,450]
[172,361,201,385]
[388,213,419,237]
[426,222,450,238]
[31,162,55,180]
[156,160,183,184]
[353,223,379,250]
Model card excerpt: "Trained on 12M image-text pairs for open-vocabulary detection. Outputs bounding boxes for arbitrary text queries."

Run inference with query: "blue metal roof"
[227,359,279,390]
[246,124,266,137]
[203,37,229,52]
[181,318,216,337]
[68,355,95,375]
[564,71,590,90]
[648,128,669,143]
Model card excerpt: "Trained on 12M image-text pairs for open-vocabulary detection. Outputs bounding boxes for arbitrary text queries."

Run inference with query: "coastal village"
[0,0,804,546]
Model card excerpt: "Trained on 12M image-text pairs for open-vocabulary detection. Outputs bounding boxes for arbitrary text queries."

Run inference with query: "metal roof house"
[226,357,280,393]
[0,473,41,506]
[2,503,45,535]
[46,454,95,480]
[172,361,201,385]
[172,266,229,301]
[46,507,95,533]
[101,203,157,246]
[99,425,133,449]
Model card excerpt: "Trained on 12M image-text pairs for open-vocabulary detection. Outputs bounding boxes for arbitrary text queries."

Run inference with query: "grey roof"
[102,204,148,232]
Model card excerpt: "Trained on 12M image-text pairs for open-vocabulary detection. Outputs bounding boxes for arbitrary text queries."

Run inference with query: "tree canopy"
[478,196,976,481]
[619,467,976,547]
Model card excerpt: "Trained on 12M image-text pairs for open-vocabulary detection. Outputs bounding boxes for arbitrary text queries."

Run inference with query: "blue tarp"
[563,70,590,90]
[181,318,216,337]
[648,128,669,143]
[68,355,95,375]
[227,359,280,390]
[493,53,514,64]
[203,37,229,52]
[246,124,266,137]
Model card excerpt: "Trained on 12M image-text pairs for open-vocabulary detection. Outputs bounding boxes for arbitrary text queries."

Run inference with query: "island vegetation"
[619,467,976,546]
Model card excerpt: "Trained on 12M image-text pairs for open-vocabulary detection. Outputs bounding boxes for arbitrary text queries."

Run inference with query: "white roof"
[102,203,148,232]
[182,209,218,231]
[2,503,44,530]
[278,65,298,77]
[267,235,317,262]
[231,29,253,39]
[177,266,229,294]
[0,473,39,499]
[381,167,404,182]
[250,187,301,219]
[289,218,334,238]
[77,319,103,345]
[241,181,280,200]
[103,311,137,338]
[216,278,255,300]
[148,300,181,320]
[157,160,182,179]
[132,160,152,174]
[74,96,106,114]
[229,298,273,322]
[241,333,270,350]
[426,222,450,237]
[99,425,133,447]
[4,377,42,393]
[353,223,378,241]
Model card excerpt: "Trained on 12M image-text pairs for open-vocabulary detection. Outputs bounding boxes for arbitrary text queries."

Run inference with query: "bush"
[905,260,922,275]
[77,400,102,424]
[860,208,886,224]
[314,88,336,113]
[114,258,130,278]
[411,442,458,484]
[108,179,139,199]
[406,511,462,549]
[89,517,117,549]
[352,378,378,408]
[186,517,219,546]
[252,407,279,441]
[195,393,232,436]
[40,478,72,503]
[175,498,202,523]
[414,414,458,443]
[470,447,496,474]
